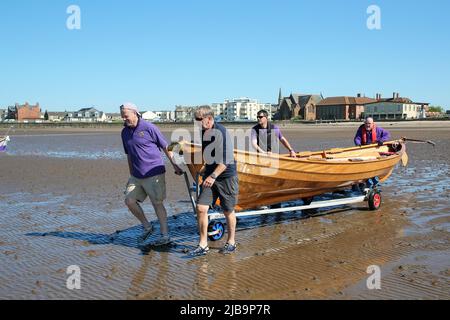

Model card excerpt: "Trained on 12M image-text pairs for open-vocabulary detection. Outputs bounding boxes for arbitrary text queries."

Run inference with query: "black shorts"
[197,176,239,212]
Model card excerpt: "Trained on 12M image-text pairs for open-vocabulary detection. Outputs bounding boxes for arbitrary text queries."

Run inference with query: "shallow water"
[5,133,125,160]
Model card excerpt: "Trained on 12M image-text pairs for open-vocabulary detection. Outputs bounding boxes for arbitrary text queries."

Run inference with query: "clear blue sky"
[1,0,449,112]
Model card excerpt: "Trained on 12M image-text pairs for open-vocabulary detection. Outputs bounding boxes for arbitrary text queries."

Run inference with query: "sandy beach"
[0,122,449,300]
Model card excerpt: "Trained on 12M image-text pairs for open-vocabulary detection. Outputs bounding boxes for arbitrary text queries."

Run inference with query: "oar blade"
[401,152,409,167]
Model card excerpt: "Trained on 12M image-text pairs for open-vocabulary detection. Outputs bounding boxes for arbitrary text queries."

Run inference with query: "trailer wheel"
[207,220,225,241]
[368,190,382,211]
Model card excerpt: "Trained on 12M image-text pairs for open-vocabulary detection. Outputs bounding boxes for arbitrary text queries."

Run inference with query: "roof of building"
[365,97,417,105]
[47,112,67,117]
[283,94,323,108]
[17,104,40,110]
[77,107,100,113]
[317,96,377,106]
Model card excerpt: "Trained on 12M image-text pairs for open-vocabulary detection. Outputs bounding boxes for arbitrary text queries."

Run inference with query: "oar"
[401,137,436,147]
[2,126,14,137]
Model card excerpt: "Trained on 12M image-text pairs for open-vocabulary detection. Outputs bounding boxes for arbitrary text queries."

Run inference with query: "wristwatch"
[210,173,217,179]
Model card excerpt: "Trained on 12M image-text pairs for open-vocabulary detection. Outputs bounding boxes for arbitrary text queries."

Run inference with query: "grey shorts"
[197,176,239,212]
[124,174,166,204]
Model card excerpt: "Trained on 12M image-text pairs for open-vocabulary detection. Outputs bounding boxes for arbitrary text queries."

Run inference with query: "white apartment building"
[211,103,226,120]
[217,98,272,121]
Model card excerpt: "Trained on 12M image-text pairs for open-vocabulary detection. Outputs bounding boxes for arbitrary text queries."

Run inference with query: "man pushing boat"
[251,109,297,157]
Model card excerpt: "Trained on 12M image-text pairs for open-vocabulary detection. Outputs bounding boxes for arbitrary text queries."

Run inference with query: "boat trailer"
[182,172,382,241]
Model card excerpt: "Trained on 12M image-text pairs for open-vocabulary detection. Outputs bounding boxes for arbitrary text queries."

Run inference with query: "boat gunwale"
[179,139,405,166]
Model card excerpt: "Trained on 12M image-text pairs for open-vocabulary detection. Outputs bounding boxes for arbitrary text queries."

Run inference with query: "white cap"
[120,102,141,117]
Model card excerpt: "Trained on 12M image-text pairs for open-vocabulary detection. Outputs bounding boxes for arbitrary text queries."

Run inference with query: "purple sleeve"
[273,125,283,140]
[251,128,258,143]
[149,124,168,150]
[378,127,391,142]
[354,127,362,146]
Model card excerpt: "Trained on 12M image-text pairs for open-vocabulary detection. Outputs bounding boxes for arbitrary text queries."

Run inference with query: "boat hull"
[177,141,405,211]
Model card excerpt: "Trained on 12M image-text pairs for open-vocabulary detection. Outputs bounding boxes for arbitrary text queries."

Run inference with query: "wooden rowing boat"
[172,139,407,211]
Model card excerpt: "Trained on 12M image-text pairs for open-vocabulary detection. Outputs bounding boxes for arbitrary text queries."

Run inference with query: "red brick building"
[8,102,41,121]
[316,95,376,120]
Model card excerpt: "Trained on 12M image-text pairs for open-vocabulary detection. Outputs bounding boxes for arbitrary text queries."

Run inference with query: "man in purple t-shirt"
[251,110,297,157]
[120,102,183,246]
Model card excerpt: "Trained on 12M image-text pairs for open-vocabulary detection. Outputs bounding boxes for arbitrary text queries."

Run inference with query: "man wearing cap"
[120,102,183,246]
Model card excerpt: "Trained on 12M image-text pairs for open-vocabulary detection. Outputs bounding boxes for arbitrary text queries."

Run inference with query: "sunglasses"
[195,117,204,121]
[257,116,266,119]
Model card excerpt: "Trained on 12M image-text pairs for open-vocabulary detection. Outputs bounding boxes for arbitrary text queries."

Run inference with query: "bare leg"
[224,210,236,245]
[196,204,210,248]
[152,201,169,235]
[125,198,151,230]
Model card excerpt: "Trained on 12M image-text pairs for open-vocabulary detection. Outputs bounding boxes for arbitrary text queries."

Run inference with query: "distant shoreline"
[1,118,450,132]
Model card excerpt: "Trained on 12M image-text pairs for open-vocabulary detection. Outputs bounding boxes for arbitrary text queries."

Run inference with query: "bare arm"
[252,138,268,154]
[163,147,184,175]
[203,164,227,188]
[280,137,296,157]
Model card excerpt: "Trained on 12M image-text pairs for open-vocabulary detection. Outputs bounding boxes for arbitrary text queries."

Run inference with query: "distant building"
[46,112,68,122]
[155,111,175,122]
[364,93,428,120]
[0,109,6,121]
[224,98,257,121]
[141,111,158,121]
[175,106,196,122]
[7,102,41,122]
[215,98,272,122]
[64,107,107,122]
[106,113,122,122]
[141,110,174,122]
[277,93,323,121]
[211,103,227,120]
[316,94,376,120]
[425,111,444,118]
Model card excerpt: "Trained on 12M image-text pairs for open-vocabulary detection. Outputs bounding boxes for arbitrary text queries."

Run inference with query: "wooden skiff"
[172,139,407,211]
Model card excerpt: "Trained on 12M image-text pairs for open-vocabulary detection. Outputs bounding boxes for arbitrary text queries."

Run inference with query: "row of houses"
[0,104,176,123]
[1,93,441,124]
[276,91,431,121]
[1,103,113,123]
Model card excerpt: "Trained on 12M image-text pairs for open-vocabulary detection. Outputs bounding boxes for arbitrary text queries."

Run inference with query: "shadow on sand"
[26,192,366,255]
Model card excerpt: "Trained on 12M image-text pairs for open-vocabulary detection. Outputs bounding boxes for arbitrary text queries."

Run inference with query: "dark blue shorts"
[197,176,239,212]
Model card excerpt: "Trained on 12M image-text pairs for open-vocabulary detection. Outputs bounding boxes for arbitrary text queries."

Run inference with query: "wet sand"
[0,124,449,299]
